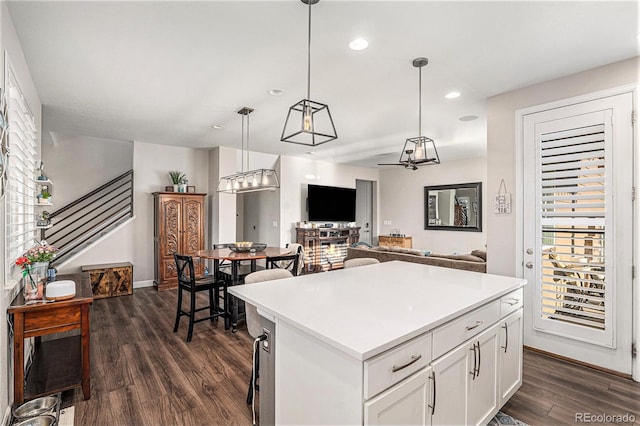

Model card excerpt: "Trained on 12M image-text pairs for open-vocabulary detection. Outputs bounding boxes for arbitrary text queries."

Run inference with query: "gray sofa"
[345,246,487,273]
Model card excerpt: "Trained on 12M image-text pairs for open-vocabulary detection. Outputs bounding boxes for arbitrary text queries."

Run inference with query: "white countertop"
[230,261,526,361]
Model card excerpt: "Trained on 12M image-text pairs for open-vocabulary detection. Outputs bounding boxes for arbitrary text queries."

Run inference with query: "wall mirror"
[424,182,482,232]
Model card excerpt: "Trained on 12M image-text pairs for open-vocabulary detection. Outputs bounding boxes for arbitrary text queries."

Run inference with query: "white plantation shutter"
[533,111,613,346]
[5,76,38,284]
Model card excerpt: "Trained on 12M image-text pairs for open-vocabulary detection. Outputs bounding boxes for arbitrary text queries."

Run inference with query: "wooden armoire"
[153,192,206,291]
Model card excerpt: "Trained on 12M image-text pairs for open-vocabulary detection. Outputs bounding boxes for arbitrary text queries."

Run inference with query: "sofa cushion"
[430,253,485,263]
[471,250,487,261]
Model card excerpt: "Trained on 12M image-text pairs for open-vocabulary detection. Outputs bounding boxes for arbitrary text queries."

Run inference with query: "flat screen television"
[308,184,356,222]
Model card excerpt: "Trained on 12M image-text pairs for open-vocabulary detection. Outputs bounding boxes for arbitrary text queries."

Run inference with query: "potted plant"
[169,171,186,192]
[39,188,52,204]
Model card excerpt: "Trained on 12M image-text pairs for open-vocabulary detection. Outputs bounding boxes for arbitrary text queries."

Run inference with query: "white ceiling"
[7,1,639,167]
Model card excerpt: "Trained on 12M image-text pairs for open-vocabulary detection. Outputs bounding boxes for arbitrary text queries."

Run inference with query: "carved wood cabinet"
[153,192,206,291]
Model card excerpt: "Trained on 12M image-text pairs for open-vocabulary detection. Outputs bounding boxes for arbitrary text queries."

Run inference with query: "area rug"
[487,411,529,426]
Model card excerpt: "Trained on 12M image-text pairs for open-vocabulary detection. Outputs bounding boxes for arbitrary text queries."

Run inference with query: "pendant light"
[217,107,280,194]
[378,58,440,170]
[281,0,337,147]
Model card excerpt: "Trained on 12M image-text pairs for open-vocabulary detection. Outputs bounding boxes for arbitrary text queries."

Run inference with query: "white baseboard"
[133,280,154,289]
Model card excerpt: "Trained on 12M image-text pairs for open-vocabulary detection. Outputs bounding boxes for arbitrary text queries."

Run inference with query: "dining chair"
[344,257,380,268]
[266,243,304,276]
[243,269,293,410]
[173,253,228,342]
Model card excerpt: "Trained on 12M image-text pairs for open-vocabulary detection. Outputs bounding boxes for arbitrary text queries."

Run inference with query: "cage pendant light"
[217,107,280,194]
[281,0,337,147]
[399,57,440,168]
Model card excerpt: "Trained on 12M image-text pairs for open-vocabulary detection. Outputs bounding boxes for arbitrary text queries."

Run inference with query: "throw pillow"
[351,241,373,249]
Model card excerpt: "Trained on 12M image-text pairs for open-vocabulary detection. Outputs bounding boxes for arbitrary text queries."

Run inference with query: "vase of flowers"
[16,241,59,302]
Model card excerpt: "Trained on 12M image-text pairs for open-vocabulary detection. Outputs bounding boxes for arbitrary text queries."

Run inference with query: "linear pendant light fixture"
[217,107,280,194]
[281,0,337,147]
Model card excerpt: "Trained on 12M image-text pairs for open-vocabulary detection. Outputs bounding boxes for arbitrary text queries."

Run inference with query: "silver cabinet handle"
[391,354,422,372]
[429,370,436,415]
[501,322,509,353]
[476,341,481,377]
[505,298,520,306]
[466,320,483,331]
[525,262,533,269]
[469,344,477,379]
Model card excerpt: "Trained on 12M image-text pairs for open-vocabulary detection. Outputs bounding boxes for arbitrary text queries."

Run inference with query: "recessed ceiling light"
[211,124,224,129]
[348,38,369,51]
[269,88,284,96]
[459,115,478,122]
[445,91,461,99]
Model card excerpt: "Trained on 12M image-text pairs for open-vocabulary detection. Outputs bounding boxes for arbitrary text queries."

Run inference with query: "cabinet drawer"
[500,288,523,317]
[432,300,500,360]
[364,332,432,399]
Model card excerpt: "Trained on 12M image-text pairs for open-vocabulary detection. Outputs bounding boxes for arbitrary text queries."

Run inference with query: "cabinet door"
[499,308,523,405]
[364,367,431,426]
[182,196,205,275]
[158,195,182,282]
[431,343,470,426]
[110,266,133,296]
[467,323,499,426]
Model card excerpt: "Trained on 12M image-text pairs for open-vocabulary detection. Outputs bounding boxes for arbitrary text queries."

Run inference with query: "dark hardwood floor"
[63,287,640,425]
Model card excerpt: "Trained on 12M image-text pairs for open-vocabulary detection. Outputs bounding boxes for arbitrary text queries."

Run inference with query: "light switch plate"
[383,220,392,225]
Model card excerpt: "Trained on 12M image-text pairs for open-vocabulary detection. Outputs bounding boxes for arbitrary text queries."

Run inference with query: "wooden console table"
[378,235,413,248]
[8,273,93,403]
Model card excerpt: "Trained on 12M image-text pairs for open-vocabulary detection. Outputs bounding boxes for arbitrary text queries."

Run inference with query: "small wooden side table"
[7,273,93,404]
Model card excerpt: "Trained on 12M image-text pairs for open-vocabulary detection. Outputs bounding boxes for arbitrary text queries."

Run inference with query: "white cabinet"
[364,367,433,425]
[467,324,499,426]
[499,308,523,405]
[430,323,499,426]
[431,341,469,425]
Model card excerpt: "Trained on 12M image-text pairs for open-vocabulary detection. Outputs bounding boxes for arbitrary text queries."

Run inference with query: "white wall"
[132,141,209,283]
[486,56,640,276]
[41,131,133,207]
[379,157,487,254]
[0,2,42,419]
[209,146,238,245]
[279,156,379,245]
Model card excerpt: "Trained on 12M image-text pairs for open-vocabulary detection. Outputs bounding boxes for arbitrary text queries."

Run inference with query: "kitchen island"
[230,260,526,425]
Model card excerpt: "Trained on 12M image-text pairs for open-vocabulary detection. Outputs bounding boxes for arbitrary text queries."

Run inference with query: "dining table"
[197,246,292,331]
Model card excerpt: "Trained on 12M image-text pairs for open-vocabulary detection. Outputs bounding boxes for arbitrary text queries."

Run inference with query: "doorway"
[520,91,634,374]
[356,180,376,245]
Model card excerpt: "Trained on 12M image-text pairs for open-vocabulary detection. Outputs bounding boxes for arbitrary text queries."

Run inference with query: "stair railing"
[42,170,134,265]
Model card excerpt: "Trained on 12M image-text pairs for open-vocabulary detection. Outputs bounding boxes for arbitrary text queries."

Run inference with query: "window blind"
[5,83,38,284]
[539,124,606,331]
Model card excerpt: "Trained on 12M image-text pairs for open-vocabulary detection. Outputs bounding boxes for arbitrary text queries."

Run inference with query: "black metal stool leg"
[173,287,183,332]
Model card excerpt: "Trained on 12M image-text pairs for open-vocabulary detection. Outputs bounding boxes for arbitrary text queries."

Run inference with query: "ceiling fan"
[378,149,437,170]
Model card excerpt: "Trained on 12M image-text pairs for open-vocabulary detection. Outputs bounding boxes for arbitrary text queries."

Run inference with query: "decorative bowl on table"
[229,242,267,253]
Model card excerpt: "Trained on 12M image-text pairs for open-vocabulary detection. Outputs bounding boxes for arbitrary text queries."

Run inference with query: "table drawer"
[364,332,432,399]
[432,300,500,359]
[24,306,81,336]
[500,288,523,317]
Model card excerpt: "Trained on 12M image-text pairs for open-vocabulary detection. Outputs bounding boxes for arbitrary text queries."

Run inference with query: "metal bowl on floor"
[12,397,57,420]
[13,415,56,426]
